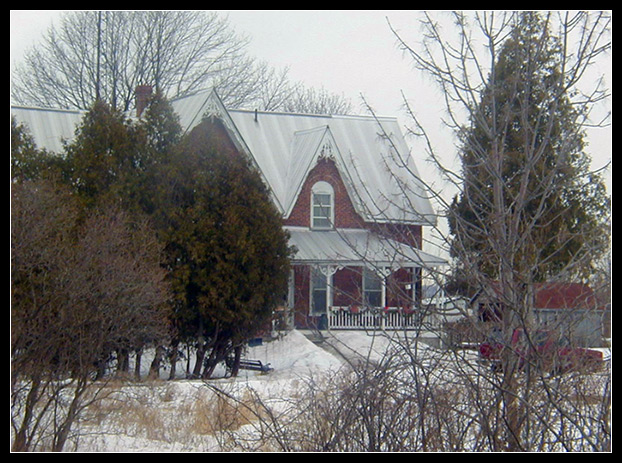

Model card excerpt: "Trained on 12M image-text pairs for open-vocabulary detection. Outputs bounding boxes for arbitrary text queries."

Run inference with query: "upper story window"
[311,181,334,229]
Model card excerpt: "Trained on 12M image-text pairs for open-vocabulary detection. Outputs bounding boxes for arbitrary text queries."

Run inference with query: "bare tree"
[280,85,353,115]
[377,10,611,451]
[11,11,353,116]
[11,180,170,451]
[11,11,253,111]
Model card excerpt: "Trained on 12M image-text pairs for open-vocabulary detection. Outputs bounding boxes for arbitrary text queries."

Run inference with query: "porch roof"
[285,226,446,269]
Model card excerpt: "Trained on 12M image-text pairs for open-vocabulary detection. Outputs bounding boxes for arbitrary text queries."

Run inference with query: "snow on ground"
[73,329,451,452]
[63,329,611,452]
[72,329,368,451]
[241,329,345,378]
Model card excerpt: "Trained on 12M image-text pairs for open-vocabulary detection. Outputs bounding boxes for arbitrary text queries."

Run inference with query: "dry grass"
[77,380,266,449]
[189,388,260,435]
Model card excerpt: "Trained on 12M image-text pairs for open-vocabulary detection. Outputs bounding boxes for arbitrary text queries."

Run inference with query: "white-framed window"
[311,181,334,229]
[363,268,383,307]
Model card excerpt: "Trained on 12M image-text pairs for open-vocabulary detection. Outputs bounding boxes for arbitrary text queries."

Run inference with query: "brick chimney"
[135,85,153,118]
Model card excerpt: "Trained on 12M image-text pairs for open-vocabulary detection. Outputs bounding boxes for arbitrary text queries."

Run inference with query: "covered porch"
[285,226,446,331]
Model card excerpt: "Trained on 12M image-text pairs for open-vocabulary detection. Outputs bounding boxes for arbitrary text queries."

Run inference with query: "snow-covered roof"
[11,89,437,226]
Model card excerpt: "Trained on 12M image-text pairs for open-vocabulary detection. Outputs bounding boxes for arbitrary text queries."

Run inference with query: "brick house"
[12,88,446,331]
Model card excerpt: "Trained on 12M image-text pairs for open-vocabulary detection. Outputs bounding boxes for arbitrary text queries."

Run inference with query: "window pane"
[312,270,327,288]
[313,193,331,206]
[365,291,382,307]
[313,217,331,228]
[364,269,382,290]
[312,290,327,314]
[313,205,330,217]
[312,192,332,229]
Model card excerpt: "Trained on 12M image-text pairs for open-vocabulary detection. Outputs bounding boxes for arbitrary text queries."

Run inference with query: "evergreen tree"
[58,98,176,376]
[63,100,144,208]
[448,12,610,284]
[133,91,183,216]
[158,118,292,378]
[11,117,66,183]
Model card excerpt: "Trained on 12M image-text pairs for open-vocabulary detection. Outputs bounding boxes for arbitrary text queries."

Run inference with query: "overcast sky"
[11,10,611,197]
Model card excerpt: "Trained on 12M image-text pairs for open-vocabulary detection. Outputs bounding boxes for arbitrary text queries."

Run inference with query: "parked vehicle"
[479,328,603,374]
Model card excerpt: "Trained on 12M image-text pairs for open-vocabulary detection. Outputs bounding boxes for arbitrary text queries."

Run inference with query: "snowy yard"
[41,329,610,452]
[65,330,435,451]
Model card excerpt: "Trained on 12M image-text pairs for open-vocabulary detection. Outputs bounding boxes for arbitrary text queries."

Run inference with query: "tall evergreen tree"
[448,12,610,284]
[158,118,292,378]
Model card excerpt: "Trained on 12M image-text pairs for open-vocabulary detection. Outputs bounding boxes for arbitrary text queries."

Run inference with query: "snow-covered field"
[71,330,395,452]
[56,329,610,452]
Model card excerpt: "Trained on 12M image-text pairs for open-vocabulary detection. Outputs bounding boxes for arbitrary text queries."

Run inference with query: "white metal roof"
[171,90,437,225]
[11,89,437,226]
[285,226,446,268]
[11,105,85,154]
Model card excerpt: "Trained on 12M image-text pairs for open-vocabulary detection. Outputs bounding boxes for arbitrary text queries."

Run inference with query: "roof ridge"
[228,107,396,121]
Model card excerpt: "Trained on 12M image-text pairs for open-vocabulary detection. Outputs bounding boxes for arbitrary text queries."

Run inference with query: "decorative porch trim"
[328,306,421,330]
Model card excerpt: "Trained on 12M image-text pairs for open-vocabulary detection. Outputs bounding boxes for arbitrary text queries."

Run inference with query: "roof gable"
[169,90,436,225]
[285,125,358,218]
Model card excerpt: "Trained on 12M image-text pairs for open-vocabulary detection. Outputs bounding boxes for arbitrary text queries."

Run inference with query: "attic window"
[311,181,334,229]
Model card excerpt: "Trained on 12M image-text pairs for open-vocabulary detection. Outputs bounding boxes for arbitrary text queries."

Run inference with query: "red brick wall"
[283,157,422,248]
[283,157,364,229]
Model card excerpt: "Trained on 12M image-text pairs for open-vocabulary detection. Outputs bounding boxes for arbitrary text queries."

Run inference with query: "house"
[11,88,446,331]
[472,282,610,346]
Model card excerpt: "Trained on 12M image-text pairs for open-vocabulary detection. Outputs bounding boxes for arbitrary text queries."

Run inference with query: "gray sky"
[11,10,611,197]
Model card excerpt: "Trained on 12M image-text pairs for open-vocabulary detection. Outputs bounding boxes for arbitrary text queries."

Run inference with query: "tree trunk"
[149,345,165,379]
[231,345,242,378]
[192,342,207,378]
[51,377,88,452]
[202,340,225,379]
[12,375,41,452]
[134,347,143,381]
[168,339,180,380]
[117,348,129,375]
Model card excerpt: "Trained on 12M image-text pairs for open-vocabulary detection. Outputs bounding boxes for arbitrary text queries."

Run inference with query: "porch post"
[318,264,341,330]
[381,269,387,308]
[379,266,393,330]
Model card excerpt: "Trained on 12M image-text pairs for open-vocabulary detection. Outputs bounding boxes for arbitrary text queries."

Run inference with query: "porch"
[285,226,446,331]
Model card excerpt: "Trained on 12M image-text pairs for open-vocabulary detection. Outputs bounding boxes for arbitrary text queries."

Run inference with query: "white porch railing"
[328,306,421,330]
